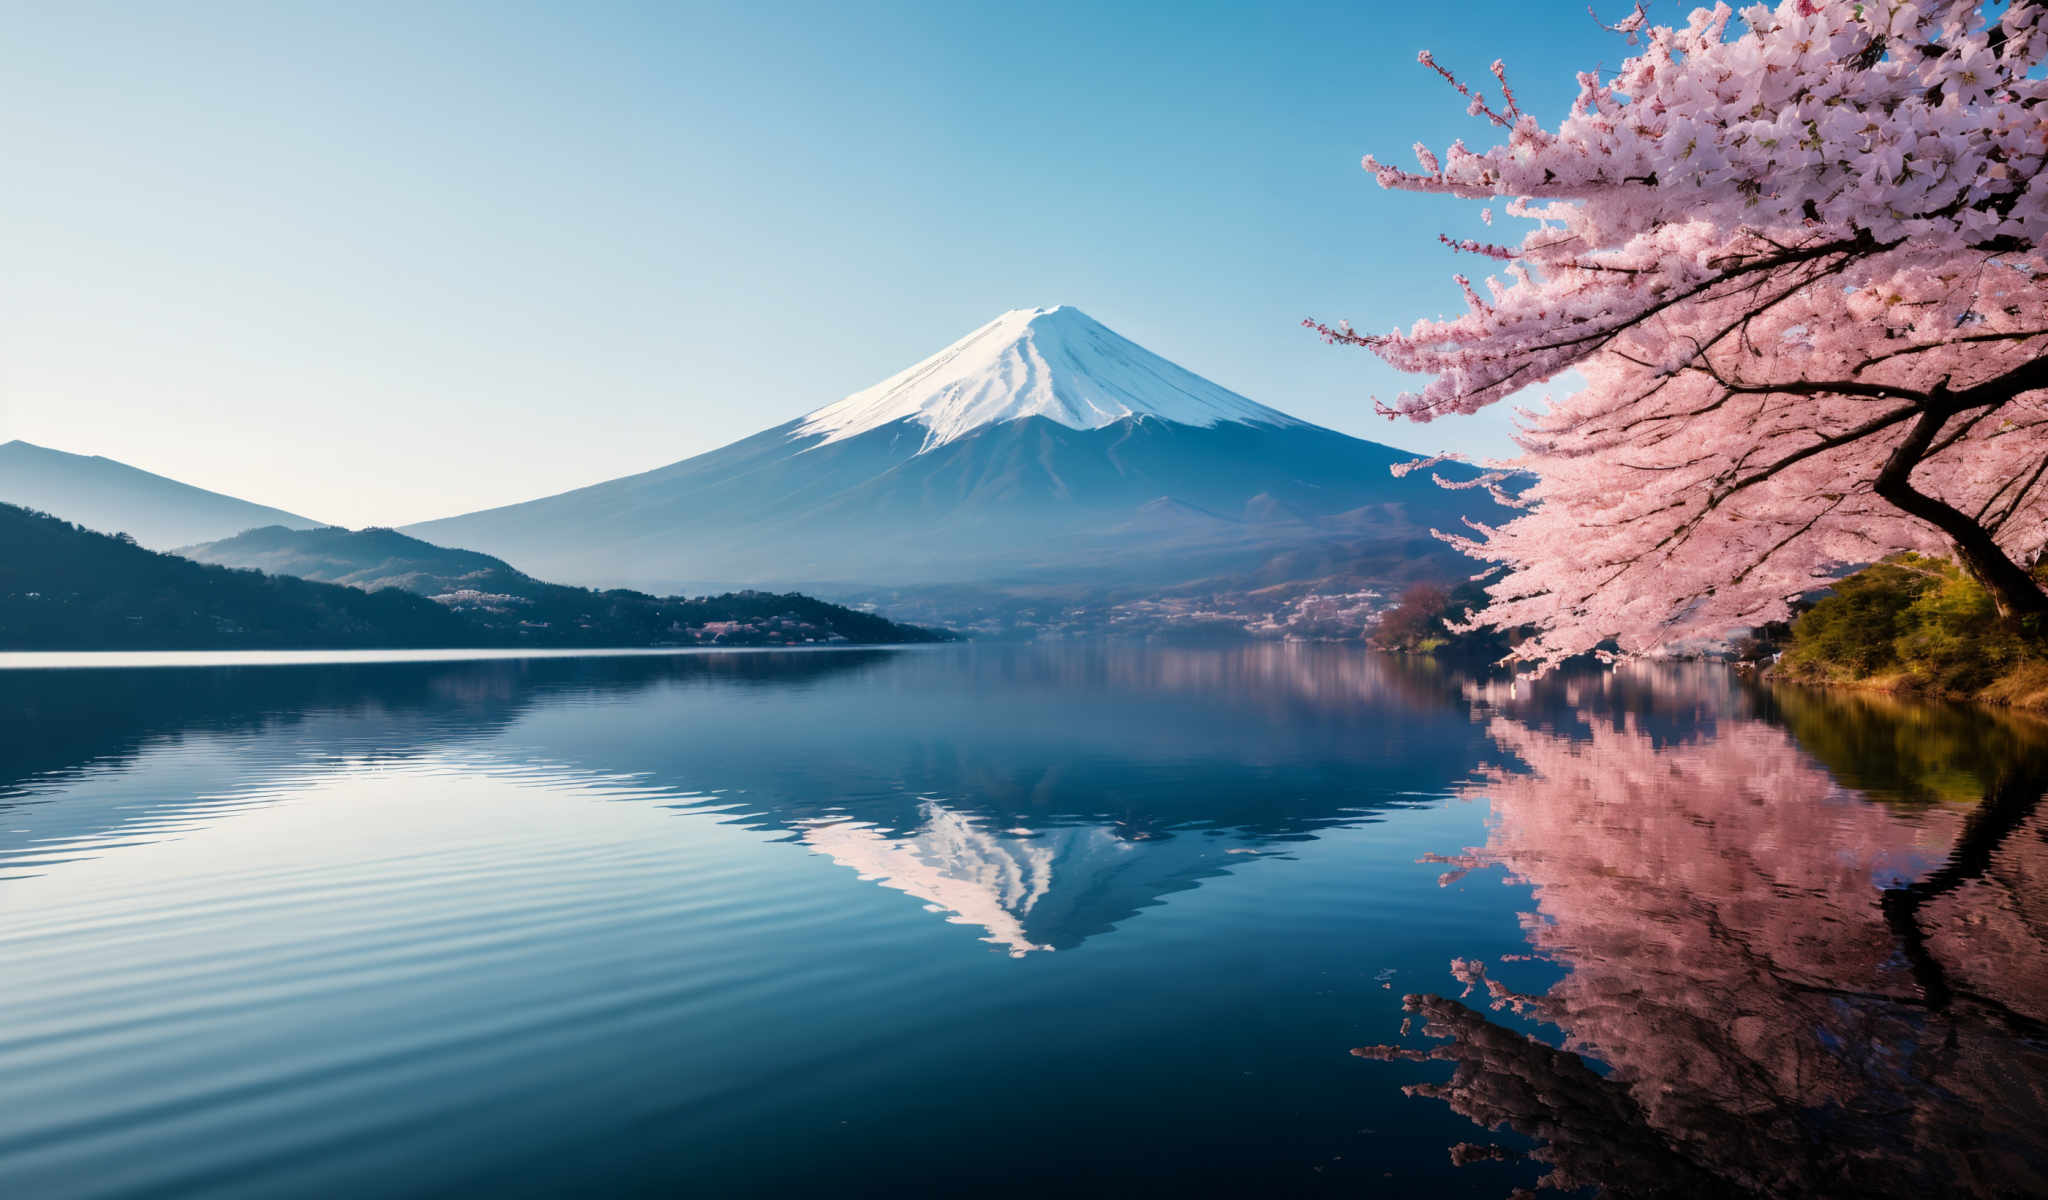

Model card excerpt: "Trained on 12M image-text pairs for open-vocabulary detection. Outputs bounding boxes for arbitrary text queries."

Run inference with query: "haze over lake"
[3,645,2041,1197]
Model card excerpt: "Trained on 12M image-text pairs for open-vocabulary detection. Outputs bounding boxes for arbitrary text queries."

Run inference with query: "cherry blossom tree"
[1312,1,2048,667]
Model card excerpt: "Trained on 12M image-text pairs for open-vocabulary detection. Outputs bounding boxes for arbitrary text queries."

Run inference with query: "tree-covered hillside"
[1772,554,2048,709]
[178,524,530,596]
[1,505,949,649]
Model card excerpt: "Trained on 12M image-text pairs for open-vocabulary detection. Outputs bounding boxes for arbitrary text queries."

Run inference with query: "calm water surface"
[1,645,2043,1197]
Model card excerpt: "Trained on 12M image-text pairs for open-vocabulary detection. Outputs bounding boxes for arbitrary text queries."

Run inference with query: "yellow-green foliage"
[1980,660,2048,711]
[1892,565,2033,691]
[1769,682,2044,807]
[1780,554,2044,699]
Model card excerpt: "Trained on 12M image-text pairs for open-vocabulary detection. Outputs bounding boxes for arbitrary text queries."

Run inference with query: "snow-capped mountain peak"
[793,306,1301,453]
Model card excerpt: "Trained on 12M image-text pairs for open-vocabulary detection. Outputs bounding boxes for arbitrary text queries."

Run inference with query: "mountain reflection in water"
[1,645,1492,954]
[2,646,2045,1197]
[1367,673,2048,1198]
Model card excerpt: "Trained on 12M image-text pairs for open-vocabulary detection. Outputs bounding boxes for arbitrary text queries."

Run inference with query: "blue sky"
[2,1,1636,526]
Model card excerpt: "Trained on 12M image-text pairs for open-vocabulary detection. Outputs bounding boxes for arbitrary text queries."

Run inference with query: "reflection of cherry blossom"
[1364,711,2048,1197]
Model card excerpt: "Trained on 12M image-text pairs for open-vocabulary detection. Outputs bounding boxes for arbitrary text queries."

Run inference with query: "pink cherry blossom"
[1313,1,2048,667]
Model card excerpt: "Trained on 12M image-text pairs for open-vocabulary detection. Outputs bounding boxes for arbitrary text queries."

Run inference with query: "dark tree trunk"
[1874,408,2048,624]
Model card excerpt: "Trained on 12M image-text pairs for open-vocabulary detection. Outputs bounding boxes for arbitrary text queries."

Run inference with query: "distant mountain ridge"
[403,307,1510,615]
[4,506,947,650]
[9,307,1506,640]
[0,439,326,550]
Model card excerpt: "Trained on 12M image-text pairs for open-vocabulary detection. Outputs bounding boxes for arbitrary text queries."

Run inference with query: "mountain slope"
[403,307,1510,613]
[5,507,946,649]
[0,440,326,550]
[0,503,472,649]
[174,522,949,647]
[178,524,528,596]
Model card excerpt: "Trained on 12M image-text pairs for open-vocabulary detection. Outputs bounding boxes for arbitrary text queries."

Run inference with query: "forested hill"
[178,524,531,596]
[0,505,949,650]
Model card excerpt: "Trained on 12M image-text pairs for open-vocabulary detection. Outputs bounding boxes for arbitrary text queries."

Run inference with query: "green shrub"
[1780,556,1939,679]
[1780,553,2045,696]
[1892,567,2031,692]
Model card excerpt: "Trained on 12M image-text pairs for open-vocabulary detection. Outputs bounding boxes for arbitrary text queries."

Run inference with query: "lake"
[2,644,2043,1197]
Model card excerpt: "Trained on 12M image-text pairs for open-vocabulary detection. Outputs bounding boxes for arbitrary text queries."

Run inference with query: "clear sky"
[2,1,1631,528]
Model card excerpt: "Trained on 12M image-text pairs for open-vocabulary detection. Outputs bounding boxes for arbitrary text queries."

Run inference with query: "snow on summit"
[794,306,1300,453]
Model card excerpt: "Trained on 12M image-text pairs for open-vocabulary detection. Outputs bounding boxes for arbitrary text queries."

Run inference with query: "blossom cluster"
[1318,1,2048,665]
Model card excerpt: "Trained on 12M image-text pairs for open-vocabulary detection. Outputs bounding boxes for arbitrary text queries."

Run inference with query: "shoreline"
[1765,661,2048,715]
[0,642,953,672]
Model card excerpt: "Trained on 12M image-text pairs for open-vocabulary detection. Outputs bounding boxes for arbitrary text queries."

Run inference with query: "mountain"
[178,524,531,596]
[1,503,471,649]
[792,302,1303,451]
[402,307,1509,629]
[0,439,326,550]
[2,505,946,649]
[176,522,949,646]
